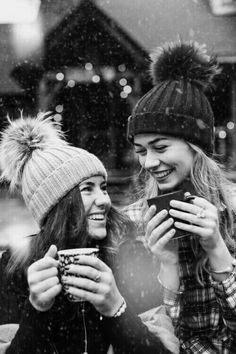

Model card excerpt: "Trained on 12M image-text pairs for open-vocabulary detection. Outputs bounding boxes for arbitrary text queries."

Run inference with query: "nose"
[143,150,161,170]
[94,188,111,207]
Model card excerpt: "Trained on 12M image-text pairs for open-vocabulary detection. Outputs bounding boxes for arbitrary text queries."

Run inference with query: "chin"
[159,178,183,193]
[89,230,107,240]
[159,183,176,193]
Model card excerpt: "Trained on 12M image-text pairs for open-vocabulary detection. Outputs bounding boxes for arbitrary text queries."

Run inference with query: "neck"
[158,179,196,195]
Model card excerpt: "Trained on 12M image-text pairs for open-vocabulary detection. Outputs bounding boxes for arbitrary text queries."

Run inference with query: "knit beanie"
[0,114,107,226]
[127,41,220,154]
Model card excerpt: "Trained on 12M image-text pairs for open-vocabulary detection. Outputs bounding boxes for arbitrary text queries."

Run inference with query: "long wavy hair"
[133,142,236,283]
[8,184,134,274]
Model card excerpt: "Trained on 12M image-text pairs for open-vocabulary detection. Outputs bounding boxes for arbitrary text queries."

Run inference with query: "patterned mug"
[58,248,99,302]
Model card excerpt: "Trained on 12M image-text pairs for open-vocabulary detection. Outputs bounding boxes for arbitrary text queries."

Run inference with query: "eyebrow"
[80,182,94,186]
[80,181,106,187]
[134,137,168,147]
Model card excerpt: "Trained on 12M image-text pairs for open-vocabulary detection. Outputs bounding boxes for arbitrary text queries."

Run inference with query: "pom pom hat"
[127,41,221,154]
[0,114,107,226]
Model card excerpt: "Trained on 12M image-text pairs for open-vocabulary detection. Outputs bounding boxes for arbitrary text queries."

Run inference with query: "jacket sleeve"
[102,302,175,354]
[111,240,179,353]
[210,270,236,334]
[162,288,181,329]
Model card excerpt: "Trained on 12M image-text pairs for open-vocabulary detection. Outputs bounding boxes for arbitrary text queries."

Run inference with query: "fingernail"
[61,275,67,282]
[162,209,168,216]
[184,192,196,201]
[169,209,176,216]
[184,192,191,197]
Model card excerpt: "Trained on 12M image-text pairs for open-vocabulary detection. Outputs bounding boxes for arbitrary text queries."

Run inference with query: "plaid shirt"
[124,200,236,354]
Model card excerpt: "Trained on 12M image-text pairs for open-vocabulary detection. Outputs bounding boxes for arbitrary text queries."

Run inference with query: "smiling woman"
[80,176,111,240]
[134,134,195,193]
[125,40,236,353]
[0,113,176,353]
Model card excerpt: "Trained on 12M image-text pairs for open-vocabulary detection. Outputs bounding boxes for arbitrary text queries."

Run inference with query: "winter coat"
[0,248,174,354]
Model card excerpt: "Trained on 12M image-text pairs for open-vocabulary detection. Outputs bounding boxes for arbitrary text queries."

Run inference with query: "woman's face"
[134,133,195,193]
[79,175,111,240]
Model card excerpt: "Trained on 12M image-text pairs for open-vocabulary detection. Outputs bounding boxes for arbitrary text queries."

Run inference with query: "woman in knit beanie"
[125,40,236,352]
[0,114,176,353]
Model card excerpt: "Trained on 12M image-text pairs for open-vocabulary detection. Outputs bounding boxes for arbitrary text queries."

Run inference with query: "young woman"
[0,115,176,353]
[125,40,236,352]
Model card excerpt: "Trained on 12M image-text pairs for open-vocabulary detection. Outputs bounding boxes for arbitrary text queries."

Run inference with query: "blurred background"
[1,0,236,250]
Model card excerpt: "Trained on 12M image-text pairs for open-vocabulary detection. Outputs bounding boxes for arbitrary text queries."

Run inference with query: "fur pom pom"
[0,112,65,190]
[150,40,221,89]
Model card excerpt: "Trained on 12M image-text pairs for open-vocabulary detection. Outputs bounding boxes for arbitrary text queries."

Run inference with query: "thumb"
[44,244,57,259]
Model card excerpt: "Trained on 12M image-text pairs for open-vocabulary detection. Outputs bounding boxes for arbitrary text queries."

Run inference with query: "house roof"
[3,0,236,94]
[44,0,149,71]
[96,0,236,60]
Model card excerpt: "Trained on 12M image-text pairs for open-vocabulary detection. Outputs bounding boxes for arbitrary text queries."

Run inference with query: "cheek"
[138,155,145,167]
[184,152,194,170]
[178,161,193,179]
[81,197,91,215]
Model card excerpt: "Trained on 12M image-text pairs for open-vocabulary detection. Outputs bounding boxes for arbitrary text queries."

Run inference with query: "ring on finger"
[94,271,101,283]
[196,208,206,219]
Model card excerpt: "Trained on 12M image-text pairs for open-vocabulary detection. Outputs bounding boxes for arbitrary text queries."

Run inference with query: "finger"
[148,218,174,247]
[62,275,100,293]
[74,255,108,272]
[144,205,157,224]
[44,245,57,259]
[30,276,60,294]
[36,283,62,303]
[149,228,176,253]
[190,198,218,220]
[66,264,102,282]
[170,199,203,215]
[169,208,210,225]
[169,201,210,221]
[28,257,59,274]
[66,286,100,303]
[188,196,213,209]
[146,209,169,237]
[174,221,213,237]
[29,267,59,284]
[170,197,214,213]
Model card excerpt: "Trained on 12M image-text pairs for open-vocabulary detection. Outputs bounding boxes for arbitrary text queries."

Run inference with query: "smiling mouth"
[87,213,106,221]
[153,168,174,180]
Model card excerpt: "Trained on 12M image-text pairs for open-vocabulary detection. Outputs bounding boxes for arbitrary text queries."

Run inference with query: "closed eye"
[153,145,167,152]
[135,149,146,156]
[80,186,92,192]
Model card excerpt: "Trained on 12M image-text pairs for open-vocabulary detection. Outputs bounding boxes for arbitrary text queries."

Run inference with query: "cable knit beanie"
[0,114,107,226]
[127,41,221,154]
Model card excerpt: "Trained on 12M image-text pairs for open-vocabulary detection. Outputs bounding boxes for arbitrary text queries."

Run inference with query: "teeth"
[156,169,173,178]
[88,214,105,221]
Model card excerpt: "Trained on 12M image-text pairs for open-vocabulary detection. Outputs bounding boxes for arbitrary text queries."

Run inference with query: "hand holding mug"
[169,195,222,253]
[60,254,123,317]
[144,203,179,266]
[28,245,62,312]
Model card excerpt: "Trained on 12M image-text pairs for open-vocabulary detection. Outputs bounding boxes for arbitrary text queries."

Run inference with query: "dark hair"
[11,184,134,272]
